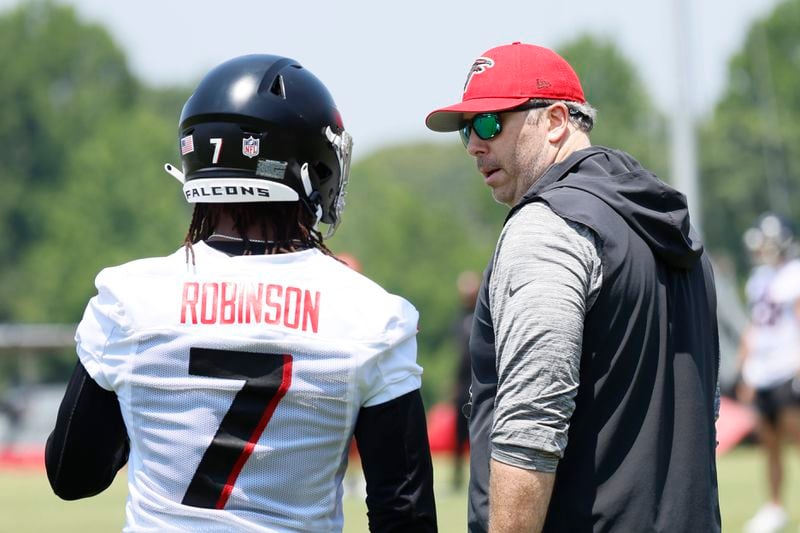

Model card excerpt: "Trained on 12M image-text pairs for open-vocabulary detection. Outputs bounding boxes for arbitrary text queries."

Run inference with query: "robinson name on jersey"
[180,281,320,333]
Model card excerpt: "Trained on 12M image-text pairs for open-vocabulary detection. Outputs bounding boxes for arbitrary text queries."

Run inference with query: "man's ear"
[545,103,570,144]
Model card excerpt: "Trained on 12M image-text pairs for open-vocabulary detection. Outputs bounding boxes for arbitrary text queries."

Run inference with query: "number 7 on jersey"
[182,347,293,509]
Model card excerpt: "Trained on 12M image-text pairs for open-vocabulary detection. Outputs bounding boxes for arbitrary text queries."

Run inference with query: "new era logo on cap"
[426,42,586,132]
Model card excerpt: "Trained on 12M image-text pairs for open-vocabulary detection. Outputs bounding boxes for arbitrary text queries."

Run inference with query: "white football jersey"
[75,242,423,532]
[742,259,800,388]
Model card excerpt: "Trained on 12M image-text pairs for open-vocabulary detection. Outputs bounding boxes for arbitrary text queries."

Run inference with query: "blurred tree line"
[700,0,800,273]
[1,0,799,405]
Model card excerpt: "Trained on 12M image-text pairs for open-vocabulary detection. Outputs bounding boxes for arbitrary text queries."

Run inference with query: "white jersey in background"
[75,242,422,532]
[743,259,800,389]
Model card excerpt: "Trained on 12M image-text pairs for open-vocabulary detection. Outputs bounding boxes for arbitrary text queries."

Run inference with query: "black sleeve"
[45,360,129,500]
[354,389,437,532]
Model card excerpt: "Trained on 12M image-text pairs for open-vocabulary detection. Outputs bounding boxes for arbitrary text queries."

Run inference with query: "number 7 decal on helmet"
[182,347,293,509]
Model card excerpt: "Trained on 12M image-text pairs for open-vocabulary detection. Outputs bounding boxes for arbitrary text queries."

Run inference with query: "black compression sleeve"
[355,389,438,532]
[45,361,129,500]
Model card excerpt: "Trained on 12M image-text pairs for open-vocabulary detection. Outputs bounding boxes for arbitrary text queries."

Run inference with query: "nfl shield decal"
[242,136,260,158]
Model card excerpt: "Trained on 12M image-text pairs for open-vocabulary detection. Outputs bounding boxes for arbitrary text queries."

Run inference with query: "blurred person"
[45,54,436,532]
[0,379,28,456]
[736,212,800,533]
[336,251,363,274]
[426,42,721,532]
[452,270,480,490]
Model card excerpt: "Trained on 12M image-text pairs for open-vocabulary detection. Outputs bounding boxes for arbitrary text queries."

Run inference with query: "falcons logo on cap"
[463,57,495,93]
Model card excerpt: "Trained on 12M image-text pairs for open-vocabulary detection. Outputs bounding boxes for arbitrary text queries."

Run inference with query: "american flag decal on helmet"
[181,135,194,155]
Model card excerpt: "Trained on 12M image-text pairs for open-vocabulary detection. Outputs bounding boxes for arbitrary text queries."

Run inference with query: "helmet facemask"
[321,126,353,238]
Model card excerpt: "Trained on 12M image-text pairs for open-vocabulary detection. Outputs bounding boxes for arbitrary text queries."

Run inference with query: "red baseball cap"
[425,42,586,132]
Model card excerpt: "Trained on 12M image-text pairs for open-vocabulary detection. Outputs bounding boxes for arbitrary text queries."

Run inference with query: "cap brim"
[425,97,530,132]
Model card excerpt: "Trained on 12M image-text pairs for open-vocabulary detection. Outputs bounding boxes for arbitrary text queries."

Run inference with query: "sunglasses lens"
[459,113,501,147]
[473,114,501,140]
[460,125,471,147]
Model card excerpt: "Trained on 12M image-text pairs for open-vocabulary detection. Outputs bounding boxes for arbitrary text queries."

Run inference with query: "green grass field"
[2,447,798,532]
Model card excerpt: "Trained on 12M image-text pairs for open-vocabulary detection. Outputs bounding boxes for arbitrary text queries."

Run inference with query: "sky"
[0,0,782,158]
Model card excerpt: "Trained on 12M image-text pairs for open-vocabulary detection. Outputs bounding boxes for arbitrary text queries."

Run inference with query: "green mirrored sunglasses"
[459,101,551,147]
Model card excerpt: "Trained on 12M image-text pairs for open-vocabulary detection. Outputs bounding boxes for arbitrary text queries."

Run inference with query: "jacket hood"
[513,146,703,269]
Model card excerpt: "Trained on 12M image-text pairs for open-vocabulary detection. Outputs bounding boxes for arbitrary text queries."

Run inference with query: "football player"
[45,54,437,532]
[737,213,800,533]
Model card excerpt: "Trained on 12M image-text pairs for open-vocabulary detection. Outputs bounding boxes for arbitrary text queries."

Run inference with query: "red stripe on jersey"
[215,354,294,509]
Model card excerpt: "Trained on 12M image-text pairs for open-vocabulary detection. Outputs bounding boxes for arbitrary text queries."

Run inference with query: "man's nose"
[466,131,488,156]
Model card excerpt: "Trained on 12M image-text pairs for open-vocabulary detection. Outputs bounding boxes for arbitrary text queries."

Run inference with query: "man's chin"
[489,188,514,207]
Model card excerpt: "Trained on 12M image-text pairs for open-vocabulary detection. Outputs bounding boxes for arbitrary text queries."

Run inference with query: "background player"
[737,212,800,533]
[451,270,479,490]
[45,54,436,532]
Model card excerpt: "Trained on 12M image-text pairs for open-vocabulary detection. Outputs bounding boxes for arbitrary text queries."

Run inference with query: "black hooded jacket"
[467,146,721,532]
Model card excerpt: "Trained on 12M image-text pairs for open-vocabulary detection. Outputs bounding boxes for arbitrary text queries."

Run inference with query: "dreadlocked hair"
[183,202,336,264]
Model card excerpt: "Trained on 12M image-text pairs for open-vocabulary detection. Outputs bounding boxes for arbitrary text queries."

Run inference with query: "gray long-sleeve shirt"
[489,202,602,472]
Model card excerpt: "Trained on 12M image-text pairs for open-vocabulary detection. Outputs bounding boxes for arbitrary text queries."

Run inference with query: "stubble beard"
[509,146,551,206]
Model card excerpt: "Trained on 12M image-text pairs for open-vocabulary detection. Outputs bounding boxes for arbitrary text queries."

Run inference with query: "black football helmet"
[165,54,352,236]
